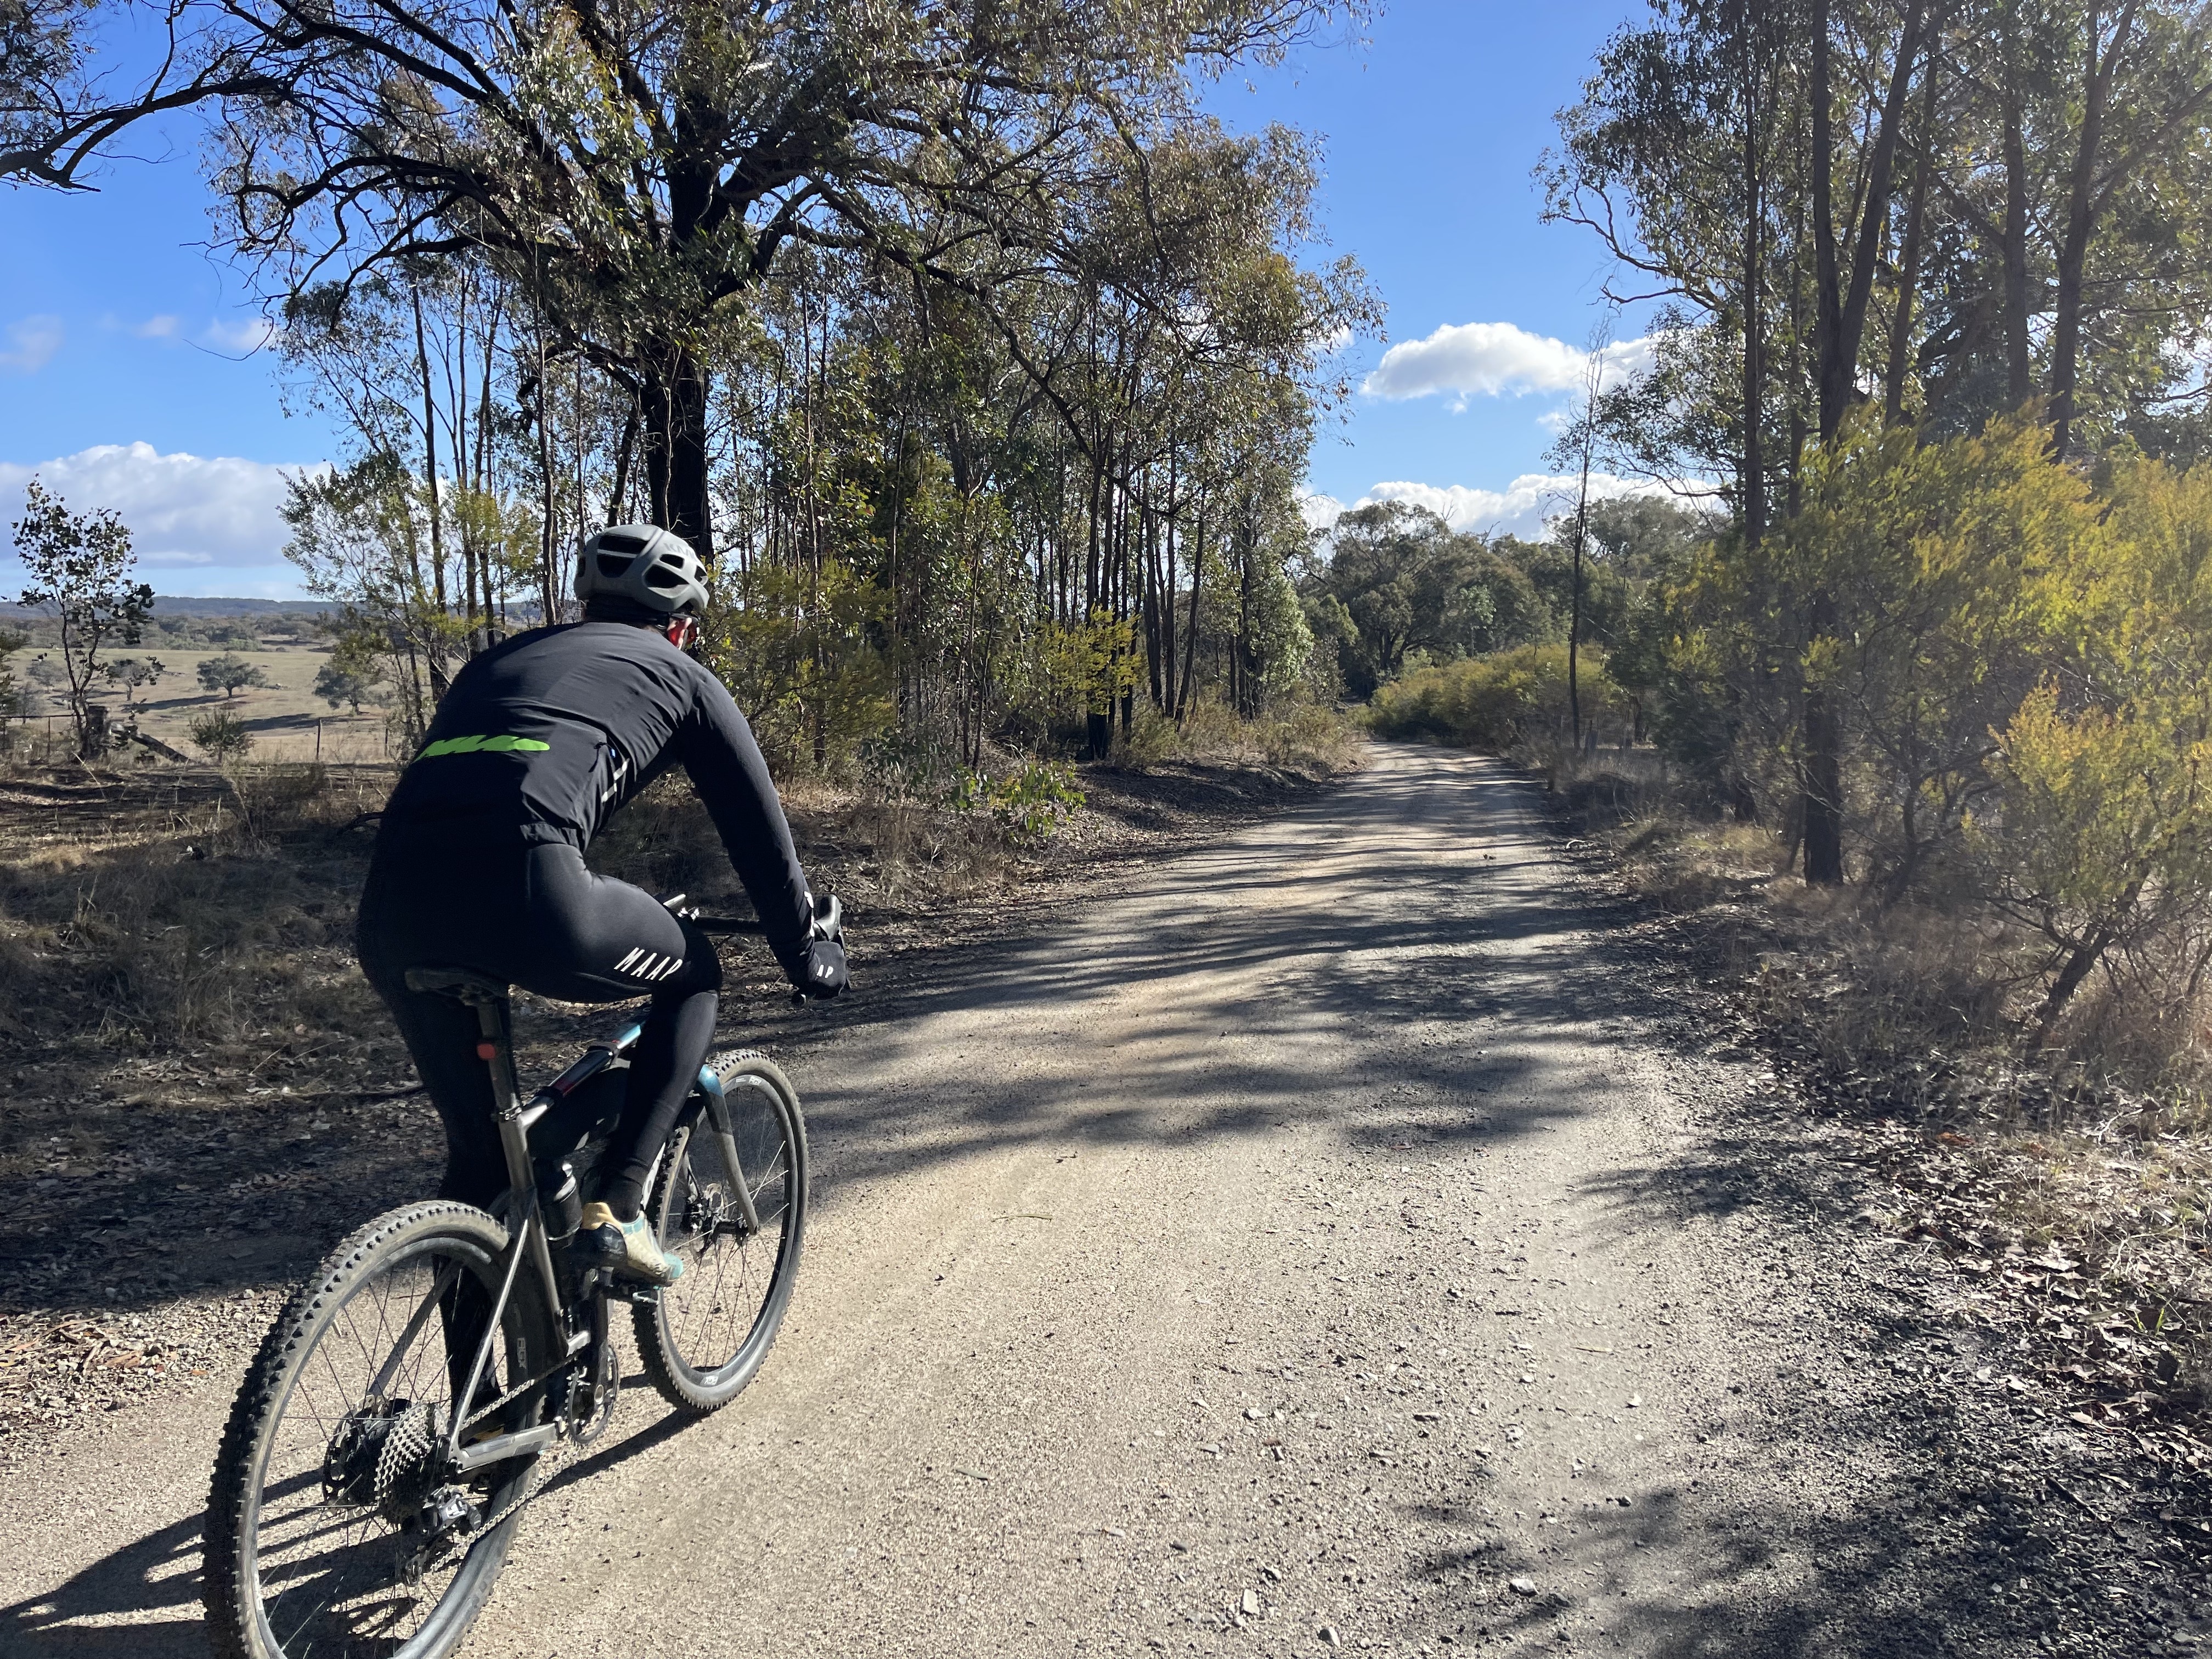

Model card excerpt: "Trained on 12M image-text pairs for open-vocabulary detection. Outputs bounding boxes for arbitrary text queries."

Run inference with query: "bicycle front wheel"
[635,1049,808,1413]
[203,1200,552,1659]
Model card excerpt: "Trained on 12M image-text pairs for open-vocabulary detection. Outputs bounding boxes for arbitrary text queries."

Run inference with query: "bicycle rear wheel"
[204,1201,551,1659]
[634,1049,808,1413]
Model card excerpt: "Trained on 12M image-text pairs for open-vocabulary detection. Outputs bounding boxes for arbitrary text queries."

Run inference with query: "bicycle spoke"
[240,1239,498,1658]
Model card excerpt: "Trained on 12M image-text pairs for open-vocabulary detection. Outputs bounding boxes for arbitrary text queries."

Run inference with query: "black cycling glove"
[789,936,847,1000]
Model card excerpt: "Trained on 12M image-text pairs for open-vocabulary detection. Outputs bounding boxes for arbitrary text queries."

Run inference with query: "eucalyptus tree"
[3,0,1365,565]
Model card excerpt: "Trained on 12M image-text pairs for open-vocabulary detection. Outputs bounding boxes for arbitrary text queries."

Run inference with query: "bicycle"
[200,893,837,1659]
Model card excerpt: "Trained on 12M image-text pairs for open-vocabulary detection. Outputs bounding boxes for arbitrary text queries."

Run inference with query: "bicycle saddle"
[403,964,511,1003]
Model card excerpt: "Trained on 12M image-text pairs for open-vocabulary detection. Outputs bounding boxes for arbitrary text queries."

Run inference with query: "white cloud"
[134,314,182,340]
[1363,321,1653,403]
[201,315,281,354]
[0,444,326,585]
[1306,472,1690,541]
[1300,492,1347,534]
[0,315,64,375]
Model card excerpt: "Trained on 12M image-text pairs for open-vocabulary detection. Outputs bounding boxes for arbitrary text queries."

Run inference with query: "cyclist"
[356,524,847,1286]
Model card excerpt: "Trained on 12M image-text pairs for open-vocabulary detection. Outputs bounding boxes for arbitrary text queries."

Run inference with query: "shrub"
[1365,643,1631,753]
[948,758,1086,846]
[189,709,255,765]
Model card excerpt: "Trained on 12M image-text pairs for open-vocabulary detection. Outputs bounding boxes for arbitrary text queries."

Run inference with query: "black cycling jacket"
[378,620,814,966]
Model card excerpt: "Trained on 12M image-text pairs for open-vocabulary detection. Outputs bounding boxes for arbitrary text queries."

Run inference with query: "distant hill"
[151,597,334,617]
[0,596,332,623]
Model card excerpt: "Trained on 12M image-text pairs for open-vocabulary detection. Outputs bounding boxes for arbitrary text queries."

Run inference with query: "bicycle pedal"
[610,1282,661,1307]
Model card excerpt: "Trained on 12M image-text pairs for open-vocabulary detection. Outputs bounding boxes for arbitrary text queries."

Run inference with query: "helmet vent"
[574,523,707,618]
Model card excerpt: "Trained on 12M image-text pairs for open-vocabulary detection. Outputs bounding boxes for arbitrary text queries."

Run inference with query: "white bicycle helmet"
[574,524,710,616]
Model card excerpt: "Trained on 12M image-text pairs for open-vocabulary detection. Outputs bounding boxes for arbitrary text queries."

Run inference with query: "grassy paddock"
[5,646,391,765]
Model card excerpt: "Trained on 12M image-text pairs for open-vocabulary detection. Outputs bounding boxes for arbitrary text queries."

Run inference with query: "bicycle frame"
[431,993,765,1475]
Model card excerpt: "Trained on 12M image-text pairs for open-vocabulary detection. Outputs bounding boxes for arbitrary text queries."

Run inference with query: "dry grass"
[590,772,1017,921]
[1579,798,2212,1429]
[1120,701,1365,776]
[0,763,386,1057]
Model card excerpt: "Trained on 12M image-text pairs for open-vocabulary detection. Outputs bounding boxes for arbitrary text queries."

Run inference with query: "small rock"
[1319,1627,1344,1648]
[1509,1577,1538,1597]
[1245,1407,1267,1420]
[1242,1589,1261,1616]
[1627,1395,1643,1408]
[1261,1565,1282,1582]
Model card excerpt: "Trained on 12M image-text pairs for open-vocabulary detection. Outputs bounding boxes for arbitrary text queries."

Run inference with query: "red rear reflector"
[476,1042,498,1060]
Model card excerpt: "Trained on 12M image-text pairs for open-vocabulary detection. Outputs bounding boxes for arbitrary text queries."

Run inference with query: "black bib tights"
[358,832,720,1220]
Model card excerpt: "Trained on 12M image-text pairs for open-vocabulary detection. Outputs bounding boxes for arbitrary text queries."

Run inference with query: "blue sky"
[0,0,1653,597]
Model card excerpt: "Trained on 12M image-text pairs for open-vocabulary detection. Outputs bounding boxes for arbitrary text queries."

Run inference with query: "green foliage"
[1664,410,2101,876]
[312,630,388,714]
[1305,503,1553,697]
[947,759,1087,847]
[1974,453,2212,1033]
[1366,644,1632,753]
[703,557,893,773]
[198,653,275,699]
[12,477,154,749]
[101,656,166,704]
[312,658,377,713]
[188,709,255,766]
[0,627,30,725]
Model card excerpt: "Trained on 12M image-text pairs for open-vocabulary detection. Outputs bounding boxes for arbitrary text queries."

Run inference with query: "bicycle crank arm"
[451,1422,561,1474]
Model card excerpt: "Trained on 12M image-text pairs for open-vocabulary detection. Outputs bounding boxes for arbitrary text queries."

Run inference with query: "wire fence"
[4,711,395,769]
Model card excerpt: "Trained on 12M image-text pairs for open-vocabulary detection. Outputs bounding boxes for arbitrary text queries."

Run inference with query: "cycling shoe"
[574,1203,685,1286]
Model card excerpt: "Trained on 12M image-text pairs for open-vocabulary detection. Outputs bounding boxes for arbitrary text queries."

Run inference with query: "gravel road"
[3,744,2180,1657]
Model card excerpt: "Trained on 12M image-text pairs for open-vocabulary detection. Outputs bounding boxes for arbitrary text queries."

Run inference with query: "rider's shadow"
[1,1501,210,1658]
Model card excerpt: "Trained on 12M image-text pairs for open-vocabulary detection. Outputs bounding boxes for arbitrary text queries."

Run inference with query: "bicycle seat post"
[462,994,532,1201]
[401,966,555,1292]
[465,986,567,1325]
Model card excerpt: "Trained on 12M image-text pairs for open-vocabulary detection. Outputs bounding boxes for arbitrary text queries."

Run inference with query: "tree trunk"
[1739,10,1767,547]
[1142,479,1164,712]
[1814,0,1926,441]
[641,347,715,559]
[1568,482,1587,746]
[1179,510,1204,723]
[2031,887,2141,1045]
[1802,592,1846,886]
[412,284,448,615]
[2050,4,2129,461]
[1801,0,1921,882]
[533,319,559,625]
[1884,39,1942,423]
[608,399,639,526]
[2000,60,2036,407]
